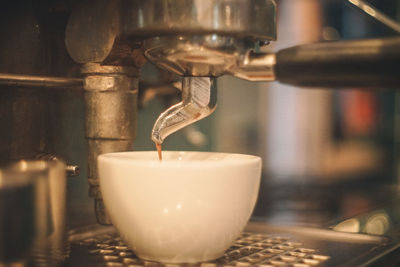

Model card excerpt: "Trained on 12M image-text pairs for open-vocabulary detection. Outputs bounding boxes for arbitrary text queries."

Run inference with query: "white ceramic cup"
[98,151,261,263]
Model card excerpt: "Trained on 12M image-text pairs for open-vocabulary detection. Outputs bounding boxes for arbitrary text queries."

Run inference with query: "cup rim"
[98,151,261,167]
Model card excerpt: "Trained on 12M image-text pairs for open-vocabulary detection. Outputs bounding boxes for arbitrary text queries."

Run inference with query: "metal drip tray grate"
[66,222,399,267]
[70,231,329,267]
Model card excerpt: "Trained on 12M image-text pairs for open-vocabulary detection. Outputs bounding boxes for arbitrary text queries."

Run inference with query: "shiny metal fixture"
[66,165,80,177]
[152,77,217,144]
[144,35,253,77]
[35,153,81,177]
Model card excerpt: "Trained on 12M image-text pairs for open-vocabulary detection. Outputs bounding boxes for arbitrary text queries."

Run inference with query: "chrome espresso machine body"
[2,0,400,266]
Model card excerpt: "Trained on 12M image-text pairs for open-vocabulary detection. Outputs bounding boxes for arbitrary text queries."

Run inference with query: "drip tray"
[66,222,400,267]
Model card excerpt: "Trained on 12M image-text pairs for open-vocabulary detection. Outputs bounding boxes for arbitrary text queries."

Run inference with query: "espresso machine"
[2,0,400,266]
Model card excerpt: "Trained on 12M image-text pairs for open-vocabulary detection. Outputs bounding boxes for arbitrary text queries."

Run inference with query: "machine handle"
[275,37,400,88]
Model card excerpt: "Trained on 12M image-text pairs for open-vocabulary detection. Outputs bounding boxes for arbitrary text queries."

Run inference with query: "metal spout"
[152,77,217,144]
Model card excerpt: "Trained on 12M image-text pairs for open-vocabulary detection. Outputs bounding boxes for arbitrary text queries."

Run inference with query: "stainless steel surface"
[0,73,82,89]
[121,0,277,41]
[82,63,139,225]
[348,0,400,33]
[152,77,217,144]
[3,160,69,266]
[0,162,35,265]
[65,221,400,267]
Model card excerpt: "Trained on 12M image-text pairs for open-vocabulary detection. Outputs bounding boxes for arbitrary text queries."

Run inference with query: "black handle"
[275,37,400,88]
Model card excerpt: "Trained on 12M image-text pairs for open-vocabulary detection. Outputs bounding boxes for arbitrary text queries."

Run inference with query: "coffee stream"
[156,143,162,161]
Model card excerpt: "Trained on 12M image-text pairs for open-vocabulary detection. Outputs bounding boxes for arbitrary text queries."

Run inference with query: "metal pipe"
[0,73,83,88]
[66,165,81,177]
[82,63,139,225]
[347,0,400,33]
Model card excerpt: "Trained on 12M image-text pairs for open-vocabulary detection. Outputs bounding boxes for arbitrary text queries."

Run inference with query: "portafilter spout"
[151,77,217,145]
